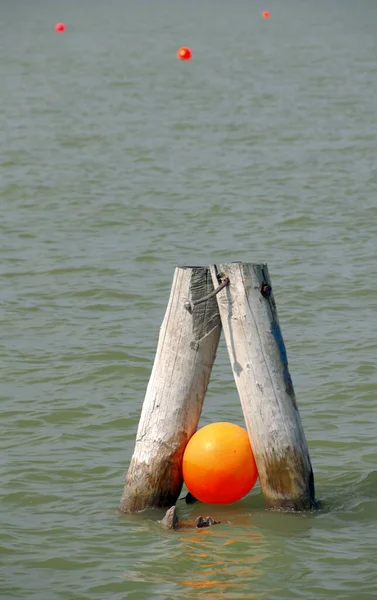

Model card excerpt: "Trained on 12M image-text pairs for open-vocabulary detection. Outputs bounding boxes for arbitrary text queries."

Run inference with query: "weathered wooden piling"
[210,262,316,511]
[119,266,221,513]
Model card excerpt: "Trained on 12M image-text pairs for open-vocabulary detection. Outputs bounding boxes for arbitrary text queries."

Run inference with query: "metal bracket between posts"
[184,277,230,314]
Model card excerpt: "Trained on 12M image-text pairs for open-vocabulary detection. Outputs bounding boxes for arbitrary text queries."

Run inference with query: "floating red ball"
[177,46,192,61]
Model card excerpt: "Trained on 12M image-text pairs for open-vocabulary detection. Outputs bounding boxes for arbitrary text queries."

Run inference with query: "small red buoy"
[177,46,192,61]
[55,22,66,33]
[262,10,270,19]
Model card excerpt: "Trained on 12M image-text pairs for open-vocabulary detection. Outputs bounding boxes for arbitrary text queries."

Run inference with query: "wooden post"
[120,266,221,513]
[210,262,317,511]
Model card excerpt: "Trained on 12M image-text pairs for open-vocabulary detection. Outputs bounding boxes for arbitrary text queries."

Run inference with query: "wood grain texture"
[210,262,317,511]
[161,506,179,529]
[120,266,221,513]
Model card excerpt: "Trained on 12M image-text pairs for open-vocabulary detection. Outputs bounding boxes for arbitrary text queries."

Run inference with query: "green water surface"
[1,1,377,598]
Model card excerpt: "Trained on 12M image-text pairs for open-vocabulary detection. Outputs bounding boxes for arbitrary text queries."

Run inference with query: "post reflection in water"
[176,522,267,600]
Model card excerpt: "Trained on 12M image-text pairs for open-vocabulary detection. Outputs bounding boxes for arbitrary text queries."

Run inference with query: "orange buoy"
[177,46,192,61]
[55,22,66,32]
[262,11,270,19]
[183,422,258,504]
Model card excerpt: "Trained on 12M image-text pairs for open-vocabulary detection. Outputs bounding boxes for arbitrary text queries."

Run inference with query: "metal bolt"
[260,282,272,298]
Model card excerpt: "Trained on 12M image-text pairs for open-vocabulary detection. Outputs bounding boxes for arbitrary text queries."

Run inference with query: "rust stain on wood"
[261,448,317,511]
[119,437,188,513]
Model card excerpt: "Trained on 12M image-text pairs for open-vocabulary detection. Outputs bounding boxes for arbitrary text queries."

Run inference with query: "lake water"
[1,0,377,598]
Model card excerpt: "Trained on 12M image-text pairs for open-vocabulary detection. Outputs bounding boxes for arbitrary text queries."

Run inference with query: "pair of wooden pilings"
[120,262,317,514]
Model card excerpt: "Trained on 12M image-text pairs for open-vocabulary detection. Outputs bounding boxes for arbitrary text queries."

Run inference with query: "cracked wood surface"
[210,262,317,511]
[120,266,221,513]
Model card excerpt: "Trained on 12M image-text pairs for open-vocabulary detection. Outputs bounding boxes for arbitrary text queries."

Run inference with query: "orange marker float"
[55,22,66,32]
[262,11,270,19]
[177,46,192,61]
[183,422,258,504]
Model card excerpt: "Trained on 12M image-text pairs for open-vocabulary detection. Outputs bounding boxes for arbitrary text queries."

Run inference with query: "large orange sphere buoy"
[183,422,258,504]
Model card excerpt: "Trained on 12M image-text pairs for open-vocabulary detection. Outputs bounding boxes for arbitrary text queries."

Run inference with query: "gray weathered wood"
[161,506,179,529]
[120,266,221,513]
[210,262,317,511]
[160,506,220,530]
